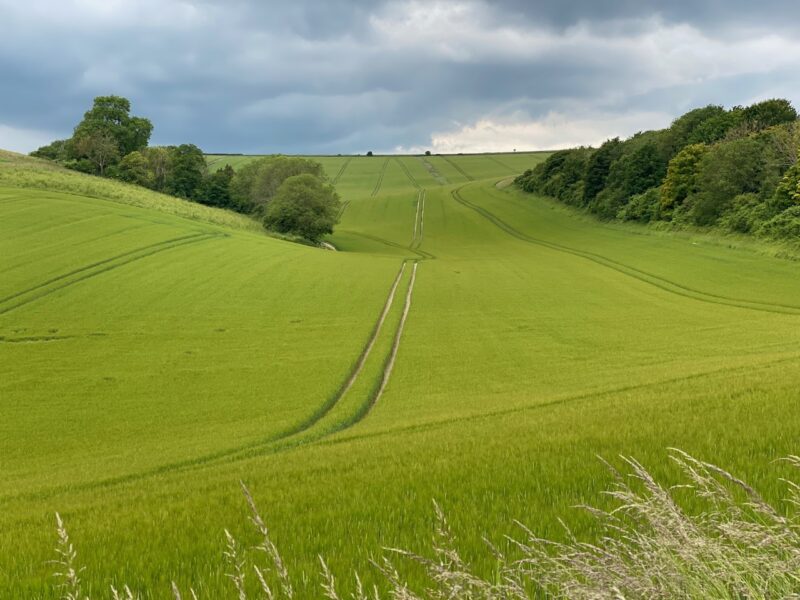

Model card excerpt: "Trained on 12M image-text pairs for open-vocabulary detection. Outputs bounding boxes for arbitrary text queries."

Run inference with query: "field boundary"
[452,185,800,315]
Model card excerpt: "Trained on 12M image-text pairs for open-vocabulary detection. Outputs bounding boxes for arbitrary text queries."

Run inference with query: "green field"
[3,149,800,597]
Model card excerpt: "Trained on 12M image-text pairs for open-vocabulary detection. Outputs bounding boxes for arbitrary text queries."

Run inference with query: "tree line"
[31,96,340,243]
[515,99,800,241]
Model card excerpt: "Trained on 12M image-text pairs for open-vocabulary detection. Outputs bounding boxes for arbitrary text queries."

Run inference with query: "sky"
[2,0,800,154]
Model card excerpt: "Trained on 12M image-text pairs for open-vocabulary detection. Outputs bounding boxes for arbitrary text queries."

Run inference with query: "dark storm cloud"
[1,0,799,153]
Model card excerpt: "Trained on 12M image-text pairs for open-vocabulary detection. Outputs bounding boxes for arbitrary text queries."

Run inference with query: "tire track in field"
[452,186,800,316]
[371,157,390,197]
[342,230,435,260]
[442,155,475,181]
[420,157,448,185]
[395,157,420,189]
[4,261,414,500]
[332,157,352,185]
[411,189,426,248]
[316,352,800,449]
[337,200,350,220]
[0,233,224,316]
[488,155,515,172]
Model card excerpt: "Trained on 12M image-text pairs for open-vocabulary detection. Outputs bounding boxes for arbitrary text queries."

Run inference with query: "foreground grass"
[52,451,800,599]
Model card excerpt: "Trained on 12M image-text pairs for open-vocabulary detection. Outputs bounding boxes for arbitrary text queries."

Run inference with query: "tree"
[263,174,340,241]
[582,138,622,206]
[660,143,708,215]
[690,136,765,225]
[366,151,373,156]
[30,139,69,161]
[425,150,431,156]
[741,98,797,130]
[229,156,325,214]
[74,131,120,176]
[73,95,153,157]
[113,151,152,187]
[142,146,172,191]
[197,165,235,207]
[166,144,206,199]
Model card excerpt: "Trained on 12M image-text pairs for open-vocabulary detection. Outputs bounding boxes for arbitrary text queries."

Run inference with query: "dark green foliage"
[263,174,340,241]
[30,139,70,161]
[590,139,667,219]
[758,205,800,239]
[366,151,373,157]
[583,138,622,206]
[72,96,153,160]
[617,188,661,222]
[516,98,800,241]
[689,136,767,225]
[197,165,235,208]
[719,194,769,234]
[425,150,431,156]
[165,144,206,199]
[666,105,732,149]
[741,98,797,130]
[516,148,593,207]
[229,156,325,214]
[111,151,153,187]
[660,144,708,216]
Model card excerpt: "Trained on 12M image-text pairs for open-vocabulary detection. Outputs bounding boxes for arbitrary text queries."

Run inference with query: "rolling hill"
[2,149,800,597]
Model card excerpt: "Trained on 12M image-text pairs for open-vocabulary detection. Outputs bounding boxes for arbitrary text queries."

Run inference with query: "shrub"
[263,173,340,242]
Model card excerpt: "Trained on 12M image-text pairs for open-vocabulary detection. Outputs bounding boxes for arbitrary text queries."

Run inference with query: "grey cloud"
[0,0,798,154]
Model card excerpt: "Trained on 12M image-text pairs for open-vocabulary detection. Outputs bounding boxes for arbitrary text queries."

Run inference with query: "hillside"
[3,150,800,597]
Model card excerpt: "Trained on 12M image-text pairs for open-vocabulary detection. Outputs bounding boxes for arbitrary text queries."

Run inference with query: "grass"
[49,451,800,599]
[3,148,800,597]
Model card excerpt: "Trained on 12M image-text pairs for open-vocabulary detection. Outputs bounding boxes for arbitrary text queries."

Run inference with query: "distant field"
[3,149,800,597]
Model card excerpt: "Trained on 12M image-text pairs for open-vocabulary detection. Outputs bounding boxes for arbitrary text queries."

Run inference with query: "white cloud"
[398,109,673,154]
[0,124,59,153]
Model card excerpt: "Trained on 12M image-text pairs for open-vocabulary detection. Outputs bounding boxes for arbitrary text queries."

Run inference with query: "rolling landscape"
[4,1,800,598]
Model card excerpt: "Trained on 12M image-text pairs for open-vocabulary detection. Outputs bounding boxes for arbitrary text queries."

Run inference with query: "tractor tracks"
[371,157,390,196]
[0,232,225,316]
[5,259,423,502]
[452,186,800,316]
[332,157,352,185]
[395,157,421,189]
[442,156,475,181]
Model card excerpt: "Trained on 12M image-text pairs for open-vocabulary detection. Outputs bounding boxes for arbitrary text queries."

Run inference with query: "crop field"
[3,150,800,597]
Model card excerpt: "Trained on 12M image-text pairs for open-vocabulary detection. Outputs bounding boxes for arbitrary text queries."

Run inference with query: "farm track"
[442,156,475,181]
[343,230,435,260]
[411,189,426,248]
[452,186,800,315]
[371,158,390,196]
[332,157,352,185]
[0,232,224,316]
[337,200,350,219]
[395,157,421,189]
[488,155,514,172]
[2,260,416,501]
[420,157,448,185]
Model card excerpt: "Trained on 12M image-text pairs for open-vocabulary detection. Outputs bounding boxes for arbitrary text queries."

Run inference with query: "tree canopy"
[263,174,340,241]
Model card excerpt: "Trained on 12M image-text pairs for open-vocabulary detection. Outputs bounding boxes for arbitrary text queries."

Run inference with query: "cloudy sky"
[2,0,800,154]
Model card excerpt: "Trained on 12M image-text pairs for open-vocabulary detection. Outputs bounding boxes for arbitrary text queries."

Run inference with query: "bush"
[263,174,340,242]
[758,205,800,240]
[618,187,661,222]
[719,193,769,234]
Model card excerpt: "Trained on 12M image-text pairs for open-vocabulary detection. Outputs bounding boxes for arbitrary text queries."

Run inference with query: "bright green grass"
[3,148,800,598]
